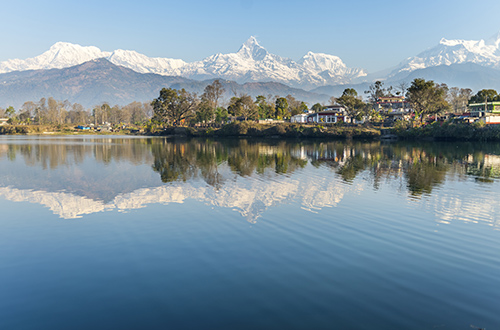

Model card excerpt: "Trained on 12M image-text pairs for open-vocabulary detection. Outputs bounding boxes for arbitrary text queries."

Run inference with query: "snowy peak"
[299,51,346,72]
[0,42,110,73]
[391,31,500,76]
[107,49,186,74]
[487,31,500,48]
[0,37,366,88]
[236,36,268,61]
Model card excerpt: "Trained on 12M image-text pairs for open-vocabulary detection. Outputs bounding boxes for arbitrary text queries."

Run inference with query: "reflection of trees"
[0,137,156,168]
[2,137,500,198]
[151,140,307,187]
[404,151,448,196]
[309,141,500,196]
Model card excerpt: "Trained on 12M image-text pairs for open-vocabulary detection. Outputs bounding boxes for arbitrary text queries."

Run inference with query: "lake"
[0,136,499,329]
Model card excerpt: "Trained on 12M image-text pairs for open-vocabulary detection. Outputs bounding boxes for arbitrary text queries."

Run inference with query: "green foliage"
[5,106,15,118]
[393,120,500,141]
[311,103,324,112]
[215,107,229,123]
[407,78,450,124]
[337,88,366,123]
[275,97,289,119]
[255,95,274,119]
[152,88,198,126]
[469,89,500,103]
[228,95,258,120]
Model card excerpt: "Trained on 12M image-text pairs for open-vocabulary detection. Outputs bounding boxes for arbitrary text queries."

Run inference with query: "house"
[468,102,500,116]
[0,118,9,126]
[468,102,500,124]
[377,96,409,113]
[306,105,348,124]
[290,114,308,123]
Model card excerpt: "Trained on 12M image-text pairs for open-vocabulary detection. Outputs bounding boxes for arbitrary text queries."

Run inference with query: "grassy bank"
[159,122,381,140]
[0,124,137,135]
[393,121,500,141]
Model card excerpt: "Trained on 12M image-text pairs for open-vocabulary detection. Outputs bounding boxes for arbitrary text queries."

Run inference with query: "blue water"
[0,136,499,329]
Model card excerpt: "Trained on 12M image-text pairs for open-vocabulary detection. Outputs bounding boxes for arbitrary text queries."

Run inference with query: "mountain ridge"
[0,37,366,89]
[0,58,330,108]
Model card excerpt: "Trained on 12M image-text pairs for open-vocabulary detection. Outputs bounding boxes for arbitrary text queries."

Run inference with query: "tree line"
[151,80,311,126]
[0,98,152,126]
[2,78,500,127]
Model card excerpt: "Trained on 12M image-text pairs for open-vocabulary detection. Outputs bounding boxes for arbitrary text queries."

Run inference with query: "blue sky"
[2,0,500,73]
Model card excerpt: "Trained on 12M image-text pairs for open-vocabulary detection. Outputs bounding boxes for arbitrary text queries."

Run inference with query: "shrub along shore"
[3,121,500,142]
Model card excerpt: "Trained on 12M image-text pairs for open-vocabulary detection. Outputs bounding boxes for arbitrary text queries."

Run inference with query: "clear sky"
[2,0,500,73]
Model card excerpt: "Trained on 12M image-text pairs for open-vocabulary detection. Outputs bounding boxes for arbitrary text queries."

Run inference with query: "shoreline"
[3,121,500,142]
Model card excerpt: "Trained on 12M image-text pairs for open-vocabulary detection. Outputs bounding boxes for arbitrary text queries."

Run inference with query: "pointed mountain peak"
[237,36,268,61]
[243,36,260,47]
[487,30,500,46]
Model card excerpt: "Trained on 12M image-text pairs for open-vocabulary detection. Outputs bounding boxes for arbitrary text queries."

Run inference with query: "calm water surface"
[0,136,499,329]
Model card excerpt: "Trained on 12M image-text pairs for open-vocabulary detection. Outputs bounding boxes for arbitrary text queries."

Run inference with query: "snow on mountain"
[0,37,366,89]
[108,49,186,75]
[390,32,500,77]
[0,42,111,73]
[177,37,366,88]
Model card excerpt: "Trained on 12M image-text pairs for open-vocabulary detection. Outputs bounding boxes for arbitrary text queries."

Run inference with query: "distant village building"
[290,114,308,123]
[468,102,500,116]
[377,96,409,113]
[0,118,9,126]
[306,105,348,124]
[469,101,500,124]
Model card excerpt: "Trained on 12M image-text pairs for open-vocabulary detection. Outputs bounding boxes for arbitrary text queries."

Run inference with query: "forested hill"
[0,59,329,108]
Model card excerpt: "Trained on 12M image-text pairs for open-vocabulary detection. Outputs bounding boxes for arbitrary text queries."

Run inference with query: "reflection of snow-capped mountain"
[1,165,499,228]
[0,165,364,222]
[0,37,366,89]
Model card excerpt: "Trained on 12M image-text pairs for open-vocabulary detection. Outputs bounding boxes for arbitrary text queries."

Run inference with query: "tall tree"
[255,95,274,119]
[203,80,225,109]
[396,81,409,97]
[228,95,258,120]
[152,88,199,126]
[406,78,449,123]
[447,87,472,113]
[275,97,289,119]
[365,81,392,103]
[470,89,500,103]
[337,88,366,123]
[311,103,324,112]
[200,80,226,122]
[5,106,15,118]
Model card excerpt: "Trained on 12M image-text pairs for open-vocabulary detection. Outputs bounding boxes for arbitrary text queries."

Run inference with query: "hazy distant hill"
[386,63,500,91]
[311,63,500,97]
[0,59,191,107]
[0,59,330,108]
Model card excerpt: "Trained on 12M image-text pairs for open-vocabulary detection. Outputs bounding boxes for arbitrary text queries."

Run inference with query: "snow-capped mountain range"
[389,31,500,77]
[0,37,366,89]
[2,32,500,94]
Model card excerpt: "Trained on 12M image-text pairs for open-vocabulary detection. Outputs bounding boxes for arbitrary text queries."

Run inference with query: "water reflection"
[1,136,500,224]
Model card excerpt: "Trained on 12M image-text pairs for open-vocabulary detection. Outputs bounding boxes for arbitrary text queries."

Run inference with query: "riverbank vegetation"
[2,78,500,141]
